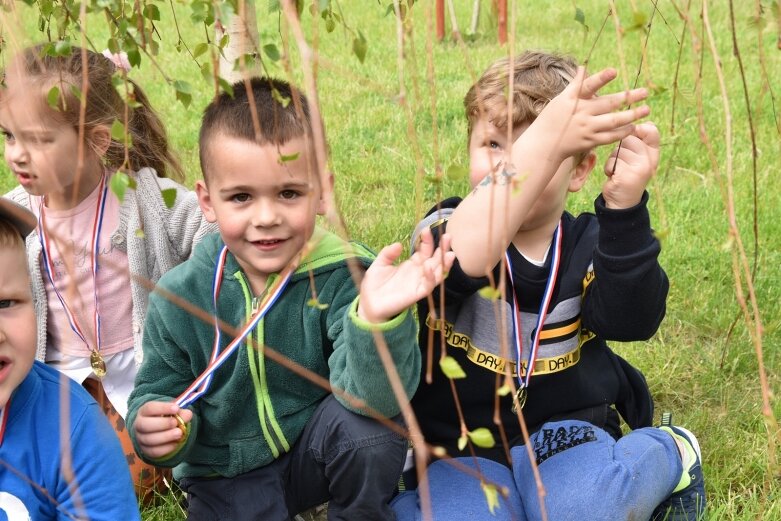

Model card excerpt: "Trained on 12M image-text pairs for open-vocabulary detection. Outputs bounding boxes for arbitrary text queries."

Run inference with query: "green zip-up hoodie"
[127,228,420,479]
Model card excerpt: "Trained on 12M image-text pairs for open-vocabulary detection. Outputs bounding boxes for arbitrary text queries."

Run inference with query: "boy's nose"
[250,201,281,227]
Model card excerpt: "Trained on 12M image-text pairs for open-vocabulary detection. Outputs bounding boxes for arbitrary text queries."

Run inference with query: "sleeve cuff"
[349,297,410,332]
[595,191,656,256]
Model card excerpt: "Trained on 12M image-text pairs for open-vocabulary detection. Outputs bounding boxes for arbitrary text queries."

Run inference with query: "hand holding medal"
[133,401,194,459]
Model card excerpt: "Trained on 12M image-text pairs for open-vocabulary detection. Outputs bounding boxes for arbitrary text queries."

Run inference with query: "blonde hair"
[464,50,578,140]
[5,44,182,180]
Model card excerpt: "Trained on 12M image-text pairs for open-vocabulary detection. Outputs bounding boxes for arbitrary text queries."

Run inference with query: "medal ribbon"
[0,399,9,446]
[37,173,109,356]
[175,245,294,409]
[505,219,562,390]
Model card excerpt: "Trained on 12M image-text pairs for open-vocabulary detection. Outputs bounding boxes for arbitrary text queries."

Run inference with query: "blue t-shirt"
[0,362,139,520]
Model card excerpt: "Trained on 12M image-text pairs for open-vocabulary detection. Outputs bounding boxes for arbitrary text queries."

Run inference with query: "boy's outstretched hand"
[531,67,651,164]
[602,122,661,209]
[357,229,455,324]
[134,401,194,459]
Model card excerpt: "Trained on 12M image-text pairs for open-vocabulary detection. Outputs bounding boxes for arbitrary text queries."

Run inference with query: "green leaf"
[325,15,336,33]
[134,228,146,238]
[627,10,648,31]
[193,43,209,59]
[446,164,468,180]
[110,171,131,202]
[497,384,511,396]
[457,434,468,451]
[173,80,193,94]
[278,152,300,164]
[481,482,500,514]
[174,80,193,108]
[440,356,466,379]
[200,62,213,82]
[54,39,71,56]
[127,48,141,68]
[467,427,496,448]
[46,86,60,110]
[574,7,586,26]
[271,88,290,107]
[160,188,177,209]
[143,4,160,21]
[478,285,501,301]
[318,0,330,12]
[352,30,367,63]
[219,34,230,49]
[263,43,281,62]
[218,78,235,98]
[69,85,82,101]
[107,37,120,54]
[110,119,126,141]
[307,298,329,310]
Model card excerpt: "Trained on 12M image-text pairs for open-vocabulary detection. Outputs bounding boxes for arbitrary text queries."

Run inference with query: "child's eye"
[0,299,15,309]
[232,193,251,203]
[488,140,501,150]
[280,190,300,200]
[0,130,13,142]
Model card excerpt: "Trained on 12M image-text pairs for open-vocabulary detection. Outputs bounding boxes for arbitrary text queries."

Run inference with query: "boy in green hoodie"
[127,77,454,520]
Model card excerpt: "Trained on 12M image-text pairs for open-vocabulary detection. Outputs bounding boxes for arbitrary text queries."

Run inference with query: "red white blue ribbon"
[175,245,294,409]
[0,400,9,446]
[37,173,109,355]
[505,219,562,390]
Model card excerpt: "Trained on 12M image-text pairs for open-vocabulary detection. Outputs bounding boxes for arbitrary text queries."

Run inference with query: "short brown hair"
[199,77,314,179]
[0,219,25,255]
[464,51,578,140]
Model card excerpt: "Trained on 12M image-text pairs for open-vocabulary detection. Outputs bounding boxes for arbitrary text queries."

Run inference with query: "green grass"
[1,1,780,519]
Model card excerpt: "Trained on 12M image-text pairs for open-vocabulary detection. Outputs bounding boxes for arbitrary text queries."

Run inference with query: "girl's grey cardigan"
[6,168,217,365]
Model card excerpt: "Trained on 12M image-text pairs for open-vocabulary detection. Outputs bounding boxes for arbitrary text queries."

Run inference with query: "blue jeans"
[180,394,407,521]
[391,420,681,521]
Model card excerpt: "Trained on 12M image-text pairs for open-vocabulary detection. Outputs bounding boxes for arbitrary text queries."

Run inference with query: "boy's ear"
[316,172,334,216]
[195,179,218,223]
[568,151,596,193]
[88,125,112,157]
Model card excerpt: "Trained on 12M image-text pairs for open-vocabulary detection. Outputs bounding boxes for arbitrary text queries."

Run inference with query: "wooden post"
[436,0,445,41]
[497,0,507,45]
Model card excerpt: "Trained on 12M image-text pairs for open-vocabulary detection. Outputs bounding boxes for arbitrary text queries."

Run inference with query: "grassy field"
[1,0,780,519]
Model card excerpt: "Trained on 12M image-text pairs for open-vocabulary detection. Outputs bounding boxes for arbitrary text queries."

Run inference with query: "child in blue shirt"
[0,197,139,520]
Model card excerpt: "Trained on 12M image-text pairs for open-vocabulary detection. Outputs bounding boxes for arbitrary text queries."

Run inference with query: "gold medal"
[90,350,107,378]
[511,387,527,414]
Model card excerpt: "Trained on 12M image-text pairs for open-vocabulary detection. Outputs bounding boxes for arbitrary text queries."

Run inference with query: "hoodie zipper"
[235,272,290,457]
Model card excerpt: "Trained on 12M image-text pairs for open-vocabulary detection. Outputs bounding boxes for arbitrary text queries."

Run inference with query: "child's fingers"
[414,227,436,258]
[577,67,617,98]
[593,105,650,134]
[139,400,181,419]
[590,88,649,114]
[139,440,183,460]
[634,122,661,150]
[135,413,183,435]
[137,426,186,448]
[375,242,404,267]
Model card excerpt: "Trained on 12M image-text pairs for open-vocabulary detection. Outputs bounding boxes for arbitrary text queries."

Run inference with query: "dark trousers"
[179,394,407,521]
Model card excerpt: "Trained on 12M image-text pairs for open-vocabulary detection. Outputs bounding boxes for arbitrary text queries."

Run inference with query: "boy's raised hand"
[602,122,661,209]
[134,401,193,459]
[530,67,651,164]
[357,229,455,324]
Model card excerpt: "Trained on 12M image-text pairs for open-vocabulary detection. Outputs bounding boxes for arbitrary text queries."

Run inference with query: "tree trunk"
[217,0,261,83]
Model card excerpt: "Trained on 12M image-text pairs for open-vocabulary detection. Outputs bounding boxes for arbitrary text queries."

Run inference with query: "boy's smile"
[197,134,325,295]
[0,245,37,408]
